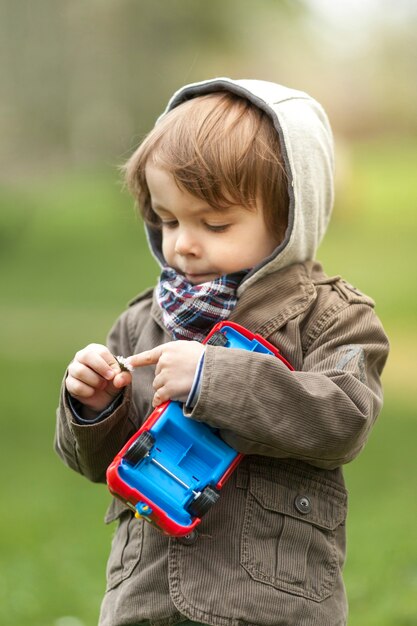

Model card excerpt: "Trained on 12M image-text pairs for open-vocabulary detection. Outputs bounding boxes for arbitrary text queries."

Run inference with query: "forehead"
[146,163,246,217]
[146,164,206,210]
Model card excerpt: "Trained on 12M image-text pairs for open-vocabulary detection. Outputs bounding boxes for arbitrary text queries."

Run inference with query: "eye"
[161,219,178,229]
[205,223,230,233]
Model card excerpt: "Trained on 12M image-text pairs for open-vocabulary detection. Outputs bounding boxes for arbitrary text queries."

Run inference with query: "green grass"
[0,141,416,625]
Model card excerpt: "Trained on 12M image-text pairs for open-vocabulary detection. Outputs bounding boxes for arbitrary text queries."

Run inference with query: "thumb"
[112,369,132,390]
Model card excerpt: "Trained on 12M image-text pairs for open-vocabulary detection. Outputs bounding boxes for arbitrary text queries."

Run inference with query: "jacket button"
[176,530,198,545]
[294,495,312,514]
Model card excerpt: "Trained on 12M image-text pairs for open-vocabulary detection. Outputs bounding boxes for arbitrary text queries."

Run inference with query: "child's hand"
[66,344,132,416]
[128,341,205,407]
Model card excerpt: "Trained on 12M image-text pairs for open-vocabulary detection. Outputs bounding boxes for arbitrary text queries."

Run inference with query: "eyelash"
[160,220,230,233]
[205,223,230,233]
[161,220,178,229]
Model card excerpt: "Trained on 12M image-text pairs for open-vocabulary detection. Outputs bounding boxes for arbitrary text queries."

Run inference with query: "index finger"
[128,346,163,369]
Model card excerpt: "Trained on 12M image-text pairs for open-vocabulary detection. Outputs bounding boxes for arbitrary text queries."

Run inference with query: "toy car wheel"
[123,431,155,465]
[188,486,220,517]
[206,331,228,347]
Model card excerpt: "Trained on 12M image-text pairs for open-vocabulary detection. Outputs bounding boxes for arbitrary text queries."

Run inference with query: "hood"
[146,77,334,295]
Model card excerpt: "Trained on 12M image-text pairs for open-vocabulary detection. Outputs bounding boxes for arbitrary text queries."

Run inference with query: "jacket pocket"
[239,467,347,602]
[105,501,144,591]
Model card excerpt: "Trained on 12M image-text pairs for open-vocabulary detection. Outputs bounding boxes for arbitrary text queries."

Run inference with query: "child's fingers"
[112,371,132,389]
[68,360,108,390]
[75,344,119,380]
[152,390,165,407]
[151,385,186,407]
[128,345,164,368]
[66,374,99,399]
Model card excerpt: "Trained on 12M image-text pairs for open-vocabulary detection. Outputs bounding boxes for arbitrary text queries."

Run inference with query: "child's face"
[146,164,280,284]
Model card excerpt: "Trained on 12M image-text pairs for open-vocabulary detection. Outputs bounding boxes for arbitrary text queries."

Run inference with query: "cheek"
[214,240,242,269]
[161,233,174,260]
[237,233,275,267]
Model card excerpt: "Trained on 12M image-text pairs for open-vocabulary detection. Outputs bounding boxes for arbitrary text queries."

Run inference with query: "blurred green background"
[1,2,416,625]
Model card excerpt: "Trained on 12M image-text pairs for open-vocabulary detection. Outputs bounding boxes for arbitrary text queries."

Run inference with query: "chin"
[186,273,219,284]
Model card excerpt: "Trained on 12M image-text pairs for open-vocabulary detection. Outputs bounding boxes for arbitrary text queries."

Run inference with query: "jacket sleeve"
[187,302,389,470]
[54,307,140,483]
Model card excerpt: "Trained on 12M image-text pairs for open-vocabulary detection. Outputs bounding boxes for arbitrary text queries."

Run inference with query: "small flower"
[115,355,134,373]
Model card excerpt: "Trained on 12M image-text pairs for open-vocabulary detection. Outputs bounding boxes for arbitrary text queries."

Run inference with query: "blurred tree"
[0,0,415,178]
[0,0,308,175]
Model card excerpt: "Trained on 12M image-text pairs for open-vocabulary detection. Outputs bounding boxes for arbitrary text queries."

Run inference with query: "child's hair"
[124,92,289,241]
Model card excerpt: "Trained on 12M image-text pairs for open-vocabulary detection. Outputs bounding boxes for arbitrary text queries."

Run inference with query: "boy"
[55,78,389,626]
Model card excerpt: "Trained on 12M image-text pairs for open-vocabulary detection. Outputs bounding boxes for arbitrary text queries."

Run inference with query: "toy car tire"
[206,331,228,347]
[188,486,220,517]
[123,431,155,465]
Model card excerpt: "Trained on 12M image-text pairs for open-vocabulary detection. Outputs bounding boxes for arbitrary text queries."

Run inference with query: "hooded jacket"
[55,78,389,626]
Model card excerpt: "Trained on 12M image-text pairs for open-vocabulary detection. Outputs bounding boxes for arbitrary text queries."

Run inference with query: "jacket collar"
[229,262,317,336]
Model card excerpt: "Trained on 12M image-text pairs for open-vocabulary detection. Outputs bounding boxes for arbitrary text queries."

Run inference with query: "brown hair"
[124,92,288,240]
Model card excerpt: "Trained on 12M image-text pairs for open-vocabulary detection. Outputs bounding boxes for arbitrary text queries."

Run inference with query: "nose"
[174,228,200,257]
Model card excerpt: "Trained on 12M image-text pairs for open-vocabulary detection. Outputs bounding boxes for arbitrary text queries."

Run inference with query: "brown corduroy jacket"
[55,261,389,626]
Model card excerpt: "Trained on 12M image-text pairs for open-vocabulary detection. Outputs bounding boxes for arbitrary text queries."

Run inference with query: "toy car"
[106,321,293,538]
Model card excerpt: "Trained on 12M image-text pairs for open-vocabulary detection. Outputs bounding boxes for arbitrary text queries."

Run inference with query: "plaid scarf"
[156,266,247,341]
